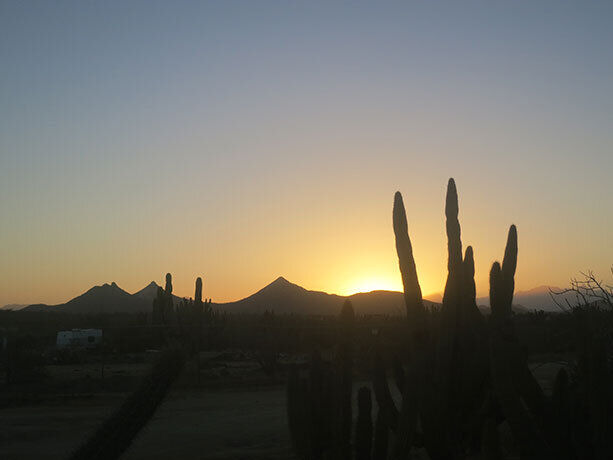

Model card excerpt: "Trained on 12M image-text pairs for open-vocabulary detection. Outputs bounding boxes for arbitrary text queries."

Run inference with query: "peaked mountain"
[132,281,182,305]
[216,276,437,315]
[25,282,148,314]
[23,281,184,314]
[216,276,344,315]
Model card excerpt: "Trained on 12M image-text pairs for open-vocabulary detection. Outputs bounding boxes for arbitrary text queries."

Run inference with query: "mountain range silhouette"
[4,277,570,314]
[22,281,180,314]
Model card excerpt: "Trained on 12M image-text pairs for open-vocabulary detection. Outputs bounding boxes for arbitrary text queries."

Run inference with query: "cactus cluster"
[151,273,174,325]
[288,178,612,460]
[175,278,212,323]
[371,178,613,459]
[153,274,213,332]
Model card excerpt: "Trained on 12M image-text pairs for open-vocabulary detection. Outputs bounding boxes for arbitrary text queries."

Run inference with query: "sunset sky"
[1,1,611,306]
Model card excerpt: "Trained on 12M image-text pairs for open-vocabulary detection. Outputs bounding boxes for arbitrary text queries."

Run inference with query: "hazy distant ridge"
[475,285,571,312]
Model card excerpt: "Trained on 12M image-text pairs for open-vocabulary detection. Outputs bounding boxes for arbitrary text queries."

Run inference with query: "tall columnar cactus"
[392,191,425,334]
[387,179,487,458]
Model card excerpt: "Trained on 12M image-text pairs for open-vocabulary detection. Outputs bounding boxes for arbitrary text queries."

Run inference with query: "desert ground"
[1,387,292,460]
[0,350,566,460]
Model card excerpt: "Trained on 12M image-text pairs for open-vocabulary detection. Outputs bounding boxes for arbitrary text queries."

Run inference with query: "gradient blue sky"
[1,1,611,305]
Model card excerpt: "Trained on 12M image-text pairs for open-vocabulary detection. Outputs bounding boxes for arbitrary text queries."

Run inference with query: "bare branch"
[549,267,613,310]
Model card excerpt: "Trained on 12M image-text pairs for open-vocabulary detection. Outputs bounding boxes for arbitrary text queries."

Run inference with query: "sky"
[1,1,612,306]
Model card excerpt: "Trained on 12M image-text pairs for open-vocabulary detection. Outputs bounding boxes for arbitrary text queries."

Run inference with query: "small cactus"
[195,277,203,309]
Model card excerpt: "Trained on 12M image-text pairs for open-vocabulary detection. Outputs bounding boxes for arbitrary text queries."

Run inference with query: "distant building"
[56,329,102,349]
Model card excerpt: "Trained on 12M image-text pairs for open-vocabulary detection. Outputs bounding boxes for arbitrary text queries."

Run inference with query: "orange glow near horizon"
[338,275,440,299]
[340,276,402,296]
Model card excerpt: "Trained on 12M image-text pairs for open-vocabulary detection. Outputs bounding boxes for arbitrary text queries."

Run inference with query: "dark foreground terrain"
[0,351,566,460]
[1,387,290,460]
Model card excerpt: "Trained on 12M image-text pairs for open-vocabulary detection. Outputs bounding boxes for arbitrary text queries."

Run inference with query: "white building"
[56,329,103,349]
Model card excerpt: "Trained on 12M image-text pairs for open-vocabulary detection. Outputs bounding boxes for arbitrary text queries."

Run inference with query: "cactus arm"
[462,246,476,304]
[497,227,546,418]
[501,226,517,282]
[460,245,484,323]
[441,176,464,331]
[393,191,424,327]
[444,178,463,275]
[491,226,517,322]
[441,177,463,347]
[489,228,550,458]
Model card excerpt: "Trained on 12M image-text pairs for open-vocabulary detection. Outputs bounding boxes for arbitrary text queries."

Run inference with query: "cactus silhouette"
[283,177,612,459]
[194,276,203,319]
[163,273,173,323]
[382,179,515,458]
[373,178,613,459]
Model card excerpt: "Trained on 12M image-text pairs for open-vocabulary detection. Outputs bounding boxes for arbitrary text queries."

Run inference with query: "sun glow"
[341,276,403,296]
[336,269,443,300]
